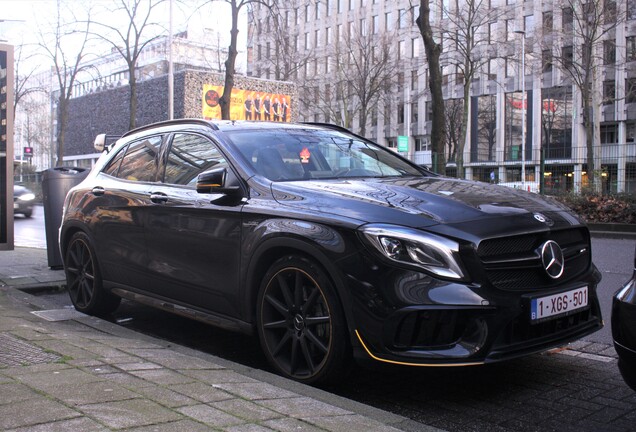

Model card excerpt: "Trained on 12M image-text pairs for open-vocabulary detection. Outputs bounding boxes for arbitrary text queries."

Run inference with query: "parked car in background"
[612,245,636,391]
[60,119,603,384]
[13,184,35,218]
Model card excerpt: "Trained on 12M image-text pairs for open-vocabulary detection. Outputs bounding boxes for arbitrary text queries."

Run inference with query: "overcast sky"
[0,0,246,72]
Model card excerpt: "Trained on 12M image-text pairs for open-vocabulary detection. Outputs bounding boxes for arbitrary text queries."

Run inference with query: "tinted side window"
[102,144,128,177]
[117,136,163,182]
[163,133,228,186]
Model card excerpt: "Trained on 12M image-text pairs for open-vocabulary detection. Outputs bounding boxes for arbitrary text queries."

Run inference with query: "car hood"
[270,176,583,235]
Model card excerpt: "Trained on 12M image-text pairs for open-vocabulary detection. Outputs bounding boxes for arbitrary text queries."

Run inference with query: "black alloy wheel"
[257,255,349,384]
[64,232,121,316]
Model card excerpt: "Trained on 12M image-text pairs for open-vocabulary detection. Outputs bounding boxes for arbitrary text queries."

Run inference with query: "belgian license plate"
[530,286,588,321]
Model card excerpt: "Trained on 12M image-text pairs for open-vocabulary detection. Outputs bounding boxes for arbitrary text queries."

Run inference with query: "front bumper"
[347,263,603,367]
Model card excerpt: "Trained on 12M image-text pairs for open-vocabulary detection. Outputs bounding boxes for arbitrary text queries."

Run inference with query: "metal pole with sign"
[0,43,14,250]
[397,135,408,153]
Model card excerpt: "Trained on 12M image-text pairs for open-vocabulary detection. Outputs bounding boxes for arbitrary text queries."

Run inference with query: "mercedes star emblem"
[541,240,565,279]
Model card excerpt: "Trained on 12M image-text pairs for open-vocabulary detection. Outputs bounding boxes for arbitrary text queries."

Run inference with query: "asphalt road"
[14,205,636,431]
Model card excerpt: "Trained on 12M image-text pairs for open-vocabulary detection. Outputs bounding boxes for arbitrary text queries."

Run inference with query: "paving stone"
[131,383,198,408]
[258,397,352,419]
[261,417,325,432]
[14,366,104,393]
[0,397,81,430]
[177,403,244,427]
[6,416,109,432]
[304,414,404,432]
[181,368,259,385]
[214,382,298,401]
[124,419,215,432]
[99,372,159,389]
[115,361,163,371]
[44,380,139,406]
[212,398,282,422]
[78,398,182,429]
[130,368,196,386]
[169,381,235,403]
[223,424,277,432]
[0,382,41,405]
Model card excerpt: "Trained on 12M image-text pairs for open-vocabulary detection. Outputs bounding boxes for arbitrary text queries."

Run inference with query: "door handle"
[150,192,168,203]
[91,186,105,196]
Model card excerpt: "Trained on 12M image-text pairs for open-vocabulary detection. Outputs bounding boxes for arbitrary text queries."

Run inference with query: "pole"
[168,0,174,120]
[513,30,527,188]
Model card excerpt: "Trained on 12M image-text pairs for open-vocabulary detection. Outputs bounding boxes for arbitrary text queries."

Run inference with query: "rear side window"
[102,144,128,177]
[116,136,163,182]
[163,133,228,186]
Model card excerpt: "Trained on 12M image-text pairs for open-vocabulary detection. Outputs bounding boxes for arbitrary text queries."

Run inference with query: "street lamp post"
[514,30,526,189]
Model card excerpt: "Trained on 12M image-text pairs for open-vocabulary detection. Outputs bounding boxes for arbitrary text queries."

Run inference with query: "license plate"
[530,286,588,321]
[13,202,18,209]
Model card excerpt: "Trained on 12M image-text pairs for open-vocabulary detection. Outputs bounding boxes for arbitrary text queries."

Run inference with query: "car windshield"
[225,128,424,181]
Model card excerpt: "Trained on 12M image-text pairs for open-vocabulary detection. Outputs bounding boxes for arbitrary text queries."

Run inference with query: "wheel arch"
[243,236,357,340]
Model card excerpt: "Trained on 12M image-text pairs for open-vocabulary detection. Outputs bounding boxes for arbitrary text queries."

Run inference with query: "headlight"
[18,193,35,201]
[360,224,466,280]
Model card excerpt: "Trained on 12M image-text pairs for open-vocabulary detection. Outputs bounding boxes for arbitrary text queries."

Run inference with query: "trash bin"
[42,167,89,269]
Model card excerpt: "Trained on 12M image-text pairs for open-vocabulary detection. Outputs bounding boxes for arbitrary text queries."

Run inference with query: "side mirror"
[196,167,243,196]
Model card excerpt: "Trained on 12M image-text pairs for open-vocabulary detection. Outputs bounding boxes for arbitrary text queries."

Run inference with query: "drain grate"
[0,334,61,367]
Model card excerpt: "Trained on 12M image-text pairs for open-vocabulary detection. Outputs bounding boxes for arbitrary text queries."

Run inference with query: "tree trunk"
[128,64,137,130]
[56,97,68,167]
[417,0,447,174]
[457,80,471,178]
[220,0,239,120]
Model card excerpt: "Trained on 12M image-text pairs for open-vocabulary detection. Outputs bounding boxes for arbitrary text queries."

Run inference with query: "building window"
[315,1,320,18]
[627,36,636,62]
[372,15,379,34]
[360,18,367,35]
[543,11,553,31]
[326,27,332,45]
[304,32,310,50]
[398,9,406,29]
[542,49,553,73]
[398,104,405,123]
[605,0,617,24]
[349,0,354,10]
[505,58,515,77]
[305,4,310,22]
[603,80,615,104]
[411,69,418,90]
[488,22,495,44]
[398,40,405,59]
[387,138,397,149]
[627,78,636,103]
[411,102,418,123]
[506,20,515,41]
[524,15,534,36]
[326,0,330,16]
[337,0,343,13]
[604,40,616,65]
[562,7,573,29]
[629,0,636,20]
[562,46,574,70]
[315,29,320,47]
[385,12,392,30]
[398,72,404,87]
[412,38,420,57]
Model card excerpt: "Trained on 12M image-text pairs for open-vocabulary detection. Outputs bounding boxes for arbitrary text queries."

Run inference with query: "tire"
[256,255,350,384]
[64,231,121,316]
[23,210,32,218]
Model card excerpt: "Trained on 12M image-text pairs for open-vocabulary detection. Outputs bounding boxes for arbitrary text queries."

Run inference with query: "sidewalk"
[0,247,427,432]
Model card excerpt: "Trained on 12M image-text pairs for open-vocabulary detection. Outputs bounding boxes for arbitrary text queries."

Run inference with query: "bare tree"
[36,0,94,166]
[312,22,398,136]
[444,98,463,163]
[209,0,272,120]
[416,0,446,174]
[91,0,166,130]
[550,0,623,191]
[253,0,314,82]
[442,0,501,178]
[13,44,43,118]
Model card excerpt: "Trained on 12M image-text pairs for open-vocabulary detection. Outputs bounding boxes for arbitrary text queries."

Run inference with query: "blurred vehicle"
[612,245,636,391]
[13,184,35,218]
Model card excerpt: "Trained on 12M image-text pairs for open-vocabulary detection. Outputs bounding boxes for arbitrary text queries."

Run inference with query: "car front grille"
[476,228,591,291]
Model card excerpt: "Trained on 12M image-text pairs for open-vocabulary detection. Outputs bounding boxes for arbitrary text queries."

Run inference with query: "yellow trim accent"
[354,330,485,367]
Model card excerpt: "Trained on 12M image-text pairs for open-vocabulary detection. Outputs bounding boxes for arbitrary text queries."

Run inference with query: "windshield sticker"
[300,147,311,164]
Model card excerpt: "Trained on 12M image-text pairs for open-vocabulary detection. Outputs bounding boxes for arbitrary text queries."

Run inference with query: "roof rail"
[121,118,218,138]
[301,122,368,141]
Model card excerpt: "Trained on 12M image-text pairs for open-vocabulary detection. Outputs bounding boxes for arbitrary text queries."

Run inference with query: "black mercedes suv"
[60,119,602,384]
